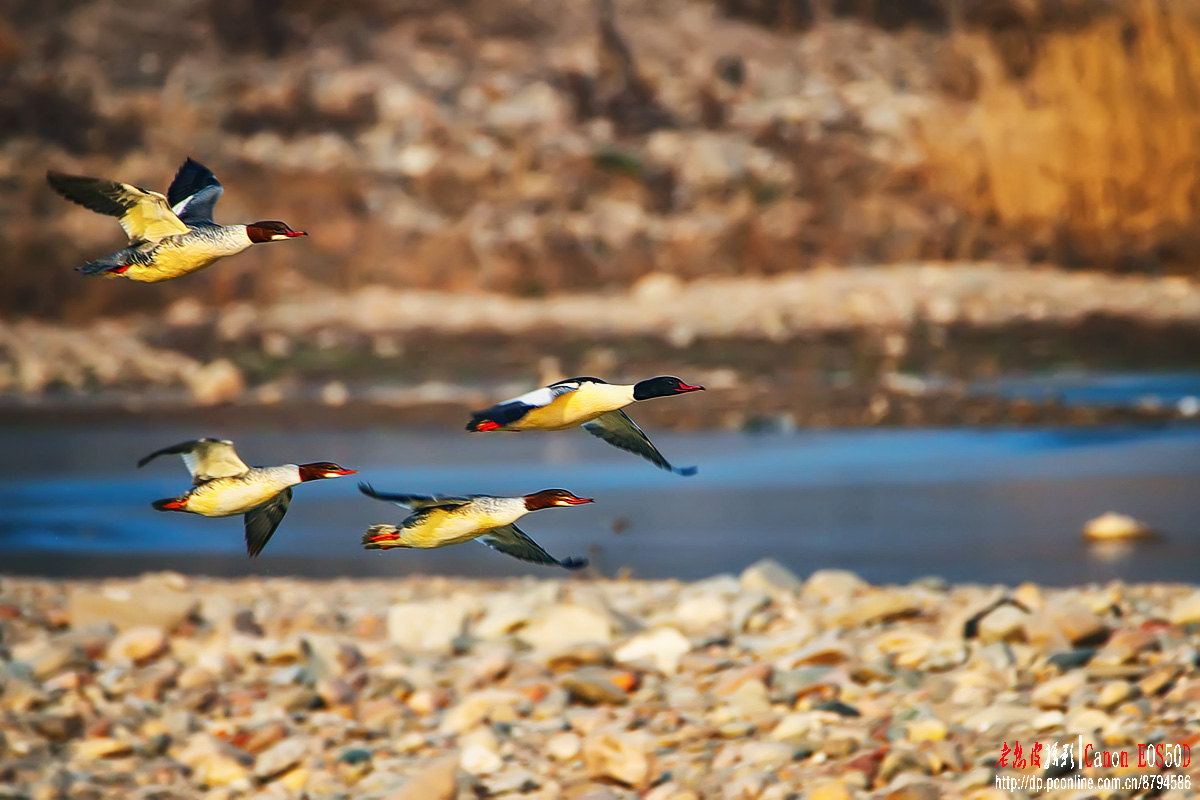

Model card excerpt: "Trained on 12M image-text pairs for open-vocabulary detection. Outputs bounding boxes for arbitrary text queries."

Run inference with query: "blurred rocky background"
[3,0,1200,425]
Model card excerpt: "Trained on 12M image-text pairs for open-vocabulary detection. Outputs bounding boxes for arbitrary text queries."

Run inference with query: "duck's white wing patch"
[137,438,251,484]
[46,171,190,243]
[468,381,584,430]
[507,382,580,408]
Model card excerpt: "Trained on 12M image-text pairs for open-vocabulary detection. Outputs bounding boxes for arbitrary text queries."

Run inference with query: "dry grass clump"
[921,0,1200,270]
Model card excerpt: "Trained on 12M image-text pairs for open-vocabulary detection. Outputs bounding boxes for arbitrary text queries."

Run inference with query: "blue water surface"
[0,423,1197,585]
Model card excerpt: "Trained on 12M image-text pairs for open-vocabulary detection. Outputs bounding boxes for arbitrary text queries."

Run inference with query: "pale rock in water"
[1082,511,1155,541]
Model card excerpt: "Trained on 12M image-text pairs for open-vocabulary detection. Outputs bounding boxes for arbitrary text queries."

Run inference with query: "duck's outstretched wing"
[137,438,250,484]
[477,524,588,570]
[466,379,596,431]
[47,170,190,243]
[167,158,224,224]
[357,482,471,511]
[244,488,291,558]
[582,410,697,476]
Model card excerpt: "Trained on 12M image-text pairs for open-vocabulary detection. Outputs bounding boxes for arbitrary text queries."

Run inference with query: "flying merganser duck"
[359,483,592,570]
[138,438,355,558]
[46,158,306,282]
[466,376,705,476]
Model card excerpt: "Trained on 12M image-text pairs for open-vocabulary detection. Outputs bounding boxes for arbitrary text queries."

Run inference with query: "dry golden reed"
[921,0,1200,264]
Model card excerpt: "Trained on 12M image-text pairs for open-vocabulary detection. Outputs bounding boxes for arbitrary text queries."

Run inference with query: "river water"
[1,422,1198,586]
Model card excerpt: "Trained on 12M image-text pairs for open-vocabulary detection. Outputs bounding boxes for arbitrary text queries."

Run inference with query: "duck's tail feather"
[152,497,188,512]
[362,524,405,550]
[465,413,501,432]
[77,257,131,277]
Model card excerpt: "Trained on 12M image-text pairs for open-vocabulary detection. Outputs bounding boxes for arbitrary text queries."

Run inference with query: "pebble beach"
[2,564,1199,799]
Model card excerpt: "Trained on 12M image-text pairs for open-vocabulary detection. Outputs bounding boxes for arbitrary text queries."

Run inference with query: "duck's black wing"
[244,488,292,558]
[357,483,472,511]
[167,158,224,224]
[582,410,697,476]
[477,524,588,570]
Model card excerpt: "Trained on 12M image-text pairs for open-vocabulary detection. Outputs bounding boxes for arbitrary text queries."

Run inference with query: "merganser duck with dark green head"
[466,376,705,475]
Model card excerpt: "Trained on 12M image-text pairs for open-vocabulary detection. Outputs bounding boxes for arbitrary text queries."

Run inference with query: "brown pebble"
[407,687,452,716]
[582,729,653,788]
[1139,665,1183,697]
[519,683,550,703]
[316,676,356,707]
[386,755,459,800]
[83,719,112,739]
[807,780,854,800]
[561,667,637,705]
[357,697,404,732]
[546,643,614,673]
[712,663,773,696]
[878,749,930,783]
[235,721,288,755]
[30,713,83,742]
[843,746,887,782]
[885,781,941,800]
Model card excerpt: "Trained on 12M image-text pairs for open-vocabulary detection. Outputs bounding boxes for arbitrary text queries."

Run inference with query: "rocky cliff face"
[3,0,1197,320]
